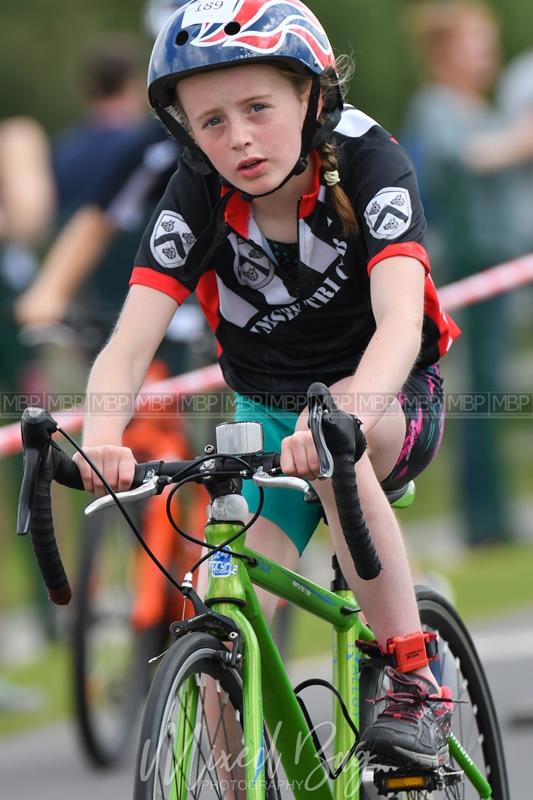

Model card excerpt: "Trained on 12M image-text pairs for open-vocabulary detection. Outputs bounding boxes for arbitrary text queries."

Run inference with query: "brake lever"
[308,391,334,478]
[17,407,58,535]
[253,467,313,497]
[84,475,164,517]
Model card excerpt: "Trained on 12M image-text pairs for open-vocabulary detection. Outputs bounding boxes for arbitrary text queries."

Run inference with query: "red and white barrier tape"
[438,252,533,311]
[0,363,224,456]
[1,253,532,457]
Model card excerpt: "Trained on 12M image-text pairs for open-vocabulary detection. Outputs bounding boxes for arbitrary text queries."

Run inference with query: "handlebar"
[16,384,381,605]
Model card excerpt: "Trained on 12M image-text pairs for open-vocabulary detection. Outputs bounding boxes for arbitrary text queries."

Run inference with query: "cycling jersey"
[130,106,460,403]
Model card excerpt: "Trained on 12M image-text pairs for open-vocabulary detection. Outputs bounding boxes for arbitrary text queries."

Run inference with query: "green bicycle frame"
[176,519,493,800]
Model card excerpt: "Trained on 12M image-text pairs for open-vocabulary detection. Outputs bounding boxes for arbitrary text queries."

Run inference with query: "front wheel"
[134,632,281,800]
[72,506,167,767]
[360,587,509,799]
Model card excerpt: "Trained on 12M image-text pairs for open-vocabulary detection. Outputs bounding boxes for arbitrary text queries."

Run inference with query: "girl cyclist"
[75,0,460,770]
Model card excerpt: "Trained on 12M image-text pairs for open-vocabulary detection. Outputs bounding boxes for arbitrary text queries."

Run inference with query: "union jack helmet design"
[148,0,338,109]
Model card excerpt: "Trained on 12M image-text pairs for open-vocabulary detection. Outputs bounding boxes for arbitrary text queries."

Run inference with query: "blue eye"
[251,103,266,113]
[204,116,222,129]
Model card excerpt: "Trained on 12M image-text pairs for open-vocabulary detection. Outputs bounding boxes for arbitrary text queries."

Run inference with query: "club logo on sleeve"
[364,187,412,240]
[150,210,196,268]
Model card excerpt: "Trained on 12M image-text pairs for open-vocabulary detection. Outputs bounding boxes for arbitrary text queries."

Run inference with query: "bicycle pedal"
[373,764,463,795]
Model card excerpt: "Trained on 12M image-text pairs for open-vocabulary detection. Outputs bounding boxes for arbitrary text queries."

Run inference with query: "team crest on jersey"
[363,187,412,240]
[235,244,275,289]
[150,210,196,268]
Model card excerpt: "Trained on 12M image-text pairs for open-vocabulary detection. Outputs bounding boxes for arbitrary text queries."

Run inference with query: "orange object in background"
[125,360,207,631]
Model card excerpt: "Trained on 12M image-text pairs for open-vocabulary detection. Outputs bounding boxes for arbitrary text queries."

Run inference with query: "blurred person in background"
[15,4,206,374]
[16,33,149,340]
[0,116,55,389]
[0,116,55,711]
[497,48,533,729]
[52,33,147,221]
[498,49,533,255]
[403,0,533,547]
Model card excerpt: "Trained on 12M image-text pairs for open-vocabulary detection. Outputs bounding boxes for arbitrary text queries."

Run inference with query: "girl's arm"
[281,255,426,480]
[75,284,178,493]
[330,255,425,432]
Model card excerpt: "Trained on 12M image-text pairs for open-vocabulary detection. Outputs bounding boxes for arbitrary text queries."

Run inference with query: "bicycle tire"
[72,505,167,768]
[359,586,509,799]
[134,632,282,800]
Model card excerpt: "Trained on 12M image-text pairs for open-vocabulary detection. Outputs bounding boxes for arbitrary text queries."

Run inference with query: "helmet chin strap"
[155,76,326,202]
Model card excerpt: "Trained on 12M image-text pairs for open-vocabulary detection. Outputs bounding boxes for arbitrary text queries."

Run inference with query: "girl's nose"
[229,119,252,150]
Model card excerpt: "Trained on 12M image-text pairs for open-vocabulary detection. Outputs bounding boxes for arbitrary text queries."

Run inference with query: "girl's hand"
[73,445,136,496]
[280,429,320,481]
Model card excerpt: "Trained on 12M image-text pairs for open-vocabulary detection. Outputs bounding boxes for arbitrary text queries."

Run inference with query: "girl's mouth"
[237,158,267,177]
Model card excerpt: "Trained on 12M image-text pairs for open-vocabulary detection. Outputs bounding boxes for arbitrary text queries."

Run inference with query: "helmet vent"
[175,30,189,46]
[223,22,241,35]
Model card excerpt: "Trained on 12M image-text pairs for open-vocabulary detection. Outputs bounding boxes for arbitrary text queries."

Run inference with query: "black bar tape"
[30,450,71,605]
[331,455,382,581]
[53,448,84,489]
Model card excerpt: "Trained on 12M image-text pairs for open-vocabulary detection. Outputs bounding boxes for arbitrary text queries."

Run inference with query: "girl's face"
[177,63,310,194]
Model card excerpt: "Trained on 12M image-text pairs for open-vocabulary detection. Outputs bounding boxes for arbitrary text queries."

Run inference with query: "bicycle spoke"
[196,682,226,797]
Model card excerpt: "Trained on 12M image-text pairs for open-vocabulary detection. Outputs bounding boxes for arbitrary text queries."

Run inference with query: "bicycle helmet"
[147,0,343,193]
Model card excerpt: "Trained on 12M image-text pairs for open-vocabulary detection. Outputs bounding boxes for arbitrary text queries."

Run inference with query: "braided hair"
[316,137,358,237]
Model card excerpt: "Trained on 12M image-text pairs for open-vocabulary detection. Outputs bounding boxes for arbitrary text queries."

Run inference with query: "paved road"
[2,616,532,799]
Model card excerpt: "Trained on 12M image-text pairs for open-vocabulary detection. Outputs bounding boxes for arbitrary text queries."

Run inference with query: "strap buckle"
[357,631,438,673]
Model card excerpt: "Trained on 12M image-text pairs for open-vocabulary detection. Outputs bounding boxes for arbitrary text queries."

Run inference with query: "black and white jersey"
[131,106,460,400]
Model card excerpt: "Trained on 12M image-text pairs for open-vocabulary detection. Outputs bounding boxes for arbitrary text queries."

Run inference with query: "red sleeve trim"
[129,266,191,305]
[367,242,431,277]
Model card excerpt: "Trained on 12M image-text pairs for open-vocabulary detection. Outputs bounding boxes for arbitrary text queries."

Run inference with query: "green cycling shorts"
[234,363,444,555]
[234,394,321,554]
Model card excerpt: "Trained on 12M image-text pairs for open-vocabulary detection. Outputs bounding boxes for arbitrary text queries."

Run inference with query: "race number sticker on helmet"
[364,187,413,241]
[183,0,333,69]
[183,0,240,27]
[150,210,196,268]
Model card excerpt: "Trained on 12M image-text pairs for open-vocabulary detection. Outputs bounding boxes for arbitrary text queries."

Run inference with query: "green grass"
[0,644,70,738]
[419,541,533,621]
